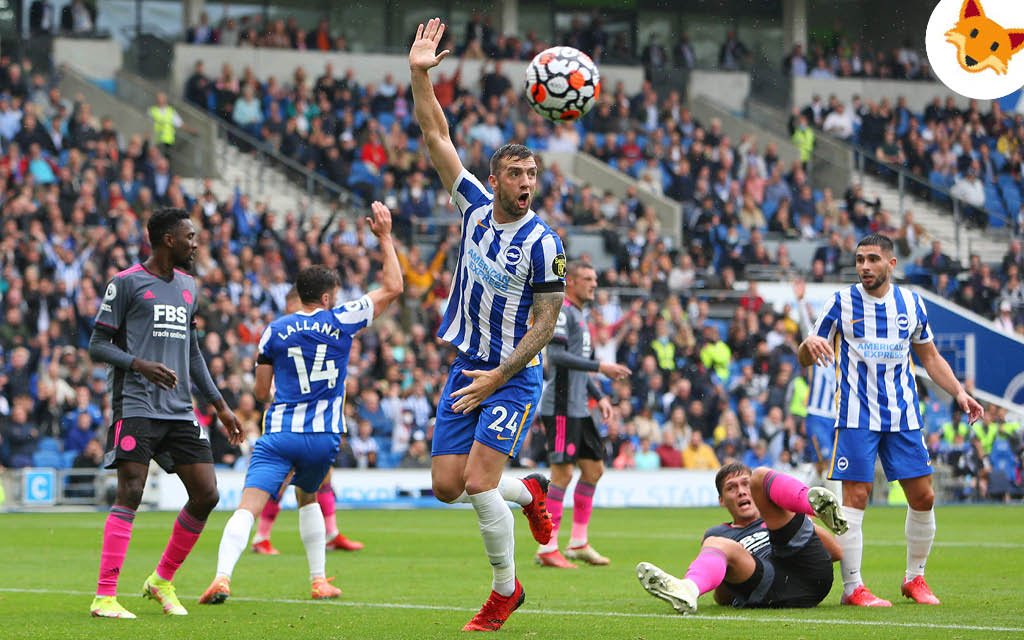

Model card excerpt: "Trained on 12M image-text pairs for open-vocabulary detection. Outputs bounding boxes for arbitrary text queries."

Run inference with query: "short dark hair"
[147,207,190,246]
[295,266,341,304]
[856,233,894,255]
[489,143,535,176]
[715,461,751,497]
[566,260,595,278]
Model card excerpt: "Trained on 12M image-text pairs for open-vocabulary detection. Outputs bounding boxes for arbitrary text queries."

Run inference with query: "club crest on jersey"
[504,245,523,266]
[895,313,911,331]
[105,283,117,301]
[552,253,567,278]
[182,289,194,305]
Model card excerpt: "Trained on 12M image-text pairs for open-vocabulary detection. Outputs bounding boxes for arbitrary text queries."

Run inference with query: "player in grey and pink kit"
[88,207,243,619]
[537,261,631,568]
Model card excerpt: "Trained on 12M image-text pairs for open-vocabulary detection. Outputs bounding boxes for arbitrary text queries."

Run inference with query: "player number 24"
[287,344,339,393]
[486,406,520,435]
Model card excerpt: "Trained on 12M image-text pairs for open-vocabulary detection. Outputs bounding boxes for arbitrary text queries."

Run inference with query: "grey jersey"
[541,300,599,417]
[94,264,200,421]
[704,519,772,561]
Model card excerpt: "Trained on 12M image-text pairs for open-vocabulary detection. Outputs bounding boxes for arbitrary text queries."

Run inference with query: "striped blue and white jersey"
[256,295,374,434]
[813,283,931,432]
[798,300,837,419]
[438,169,566,365]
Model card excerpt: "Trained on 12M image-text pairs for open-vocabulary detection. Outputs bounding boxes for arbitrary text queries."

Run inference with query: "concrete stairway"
[187,138,345,234]
[856,171,1010,263]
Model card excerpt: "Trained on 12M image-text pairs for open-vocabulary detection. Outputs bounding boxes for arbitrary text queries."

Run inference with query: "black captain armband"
[257,354,273,365]
[533,281,566,294]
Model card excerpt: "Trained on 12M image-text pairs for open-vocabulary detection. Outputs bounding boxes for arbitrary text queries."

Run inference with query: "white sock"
[449,491,472,504]
[498,477,532,506]
[838,506,865,597]
[905,507,935,580]
[469,488,516,596]
[216,510,255,579]
[824,478,843,499]
[299,504,327,581]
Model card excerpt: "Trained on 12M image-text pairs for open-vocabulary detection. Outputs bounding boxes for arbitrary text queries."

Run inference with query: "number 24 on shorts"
[486,406,521,441]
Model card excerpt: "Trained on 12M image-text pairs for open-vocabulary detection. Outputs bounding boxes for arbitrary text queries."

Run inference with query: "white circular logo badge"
[926,0,1024,99]
[836,456,850,472]
[504,246,523,266]
[895,313,911,331]
[104,283,117,301]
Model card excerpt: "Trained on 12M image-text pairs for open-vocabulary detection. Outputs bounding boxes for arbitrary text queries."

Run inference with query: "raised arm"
[365,201,404,318]
[409,18,465,194]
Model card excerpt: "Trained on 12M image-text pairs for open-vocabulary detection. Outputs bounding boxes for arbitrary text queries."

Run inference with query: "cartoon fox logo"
[945,0,1024,75]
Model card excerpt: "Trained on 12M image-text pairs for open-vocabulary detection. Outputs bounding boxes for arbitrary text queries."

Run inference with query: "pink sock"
[96,506,136,596]
[317,486,338,537]
[546,484,566,545]
[764,470,814,516]
[256,499,280,540]
[685,547,729,595]
[570,481,595,545]
[155,508,206,581]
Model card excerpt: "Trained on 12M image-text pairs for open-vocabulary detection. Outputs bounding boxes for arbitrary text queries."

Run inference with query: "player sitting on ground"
[251,286,364,556]
[637,463,846,613]
[198,202,401,604]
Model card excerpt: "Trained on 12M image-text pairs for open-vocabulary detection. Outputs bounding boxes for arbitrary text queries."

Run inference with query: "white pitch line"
[1,587,1021,633]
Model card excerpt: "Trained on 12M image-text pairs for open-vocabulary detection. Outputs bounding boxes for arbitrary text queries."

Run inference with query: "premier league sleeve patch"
[552,253,567,279]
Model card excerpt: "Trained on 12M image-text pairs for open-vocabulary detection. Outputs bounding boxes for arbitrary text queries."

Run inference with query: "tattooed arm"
[450,290,564,413]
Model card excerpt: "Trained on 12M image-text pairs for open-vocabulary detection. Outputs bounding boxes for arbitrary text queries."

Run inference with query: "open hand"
[367,201,393,238]
[450,368,504,414]
[409,18,451,72]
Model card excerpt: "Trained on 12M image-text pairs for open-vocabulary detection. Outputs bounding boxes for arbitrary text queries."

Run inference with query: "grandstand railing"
[844,139,1015,242]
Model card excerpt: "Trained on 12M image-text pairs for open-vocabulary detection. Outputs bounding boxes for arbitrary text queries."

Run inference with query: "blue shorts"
[829,428,932,483]
[432,354,542,458]
[244,432,341,496]
[804,414,836,463]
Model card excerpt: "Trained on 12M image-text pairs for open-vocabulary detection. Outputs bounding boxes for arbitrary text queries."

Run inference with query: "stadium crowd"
[0,49,1020,503]
[794,88,1024,323]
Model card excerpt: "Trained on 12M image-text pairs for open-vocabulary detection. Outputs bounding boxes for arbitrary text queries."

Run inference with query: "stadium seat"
[32,449,64,468]
[37,437,62,453]
[61,450,79,468]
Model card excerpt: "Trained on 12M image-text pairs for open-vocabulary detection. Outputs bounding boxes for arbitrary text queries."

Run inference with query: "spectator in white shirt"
[823,102,855,140]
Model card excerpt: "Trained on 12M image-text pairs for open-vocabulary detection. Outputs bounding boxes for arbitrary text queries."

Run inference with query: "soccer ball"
[524,46,601,122]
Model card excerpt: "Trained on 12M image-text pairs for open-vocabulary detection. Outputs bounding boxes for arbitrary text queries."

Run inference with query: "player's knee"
[908,487,935,511]
[702,536,741,557]
[190,486,221,515]
[432,480,465,504]
[116,482,145,510]
[749,467,771,493]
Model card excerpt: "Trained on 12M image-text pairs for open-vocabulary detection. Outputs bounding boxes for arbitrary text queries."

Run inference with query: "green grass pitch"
[1,505,1021,639]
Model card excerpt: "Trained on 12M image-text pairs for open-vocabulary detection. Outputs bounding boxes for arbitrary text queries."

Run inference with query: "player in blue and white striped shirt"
[794,280,838,472]
[411,18,565,631]
[199,202,403,604]
[799,234,983,608]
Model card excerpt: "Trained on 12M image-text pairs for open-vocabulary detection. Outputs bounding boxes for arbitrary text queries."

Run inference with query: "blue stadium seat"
[38,437,62,453]
[32,450,64,468]
[62,450,79,468]
[376,112,396,129]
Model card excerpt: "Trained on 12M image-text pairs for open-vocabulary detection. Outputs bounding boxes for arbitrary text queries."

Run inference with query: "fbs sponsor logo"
[926,0,1024,99]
